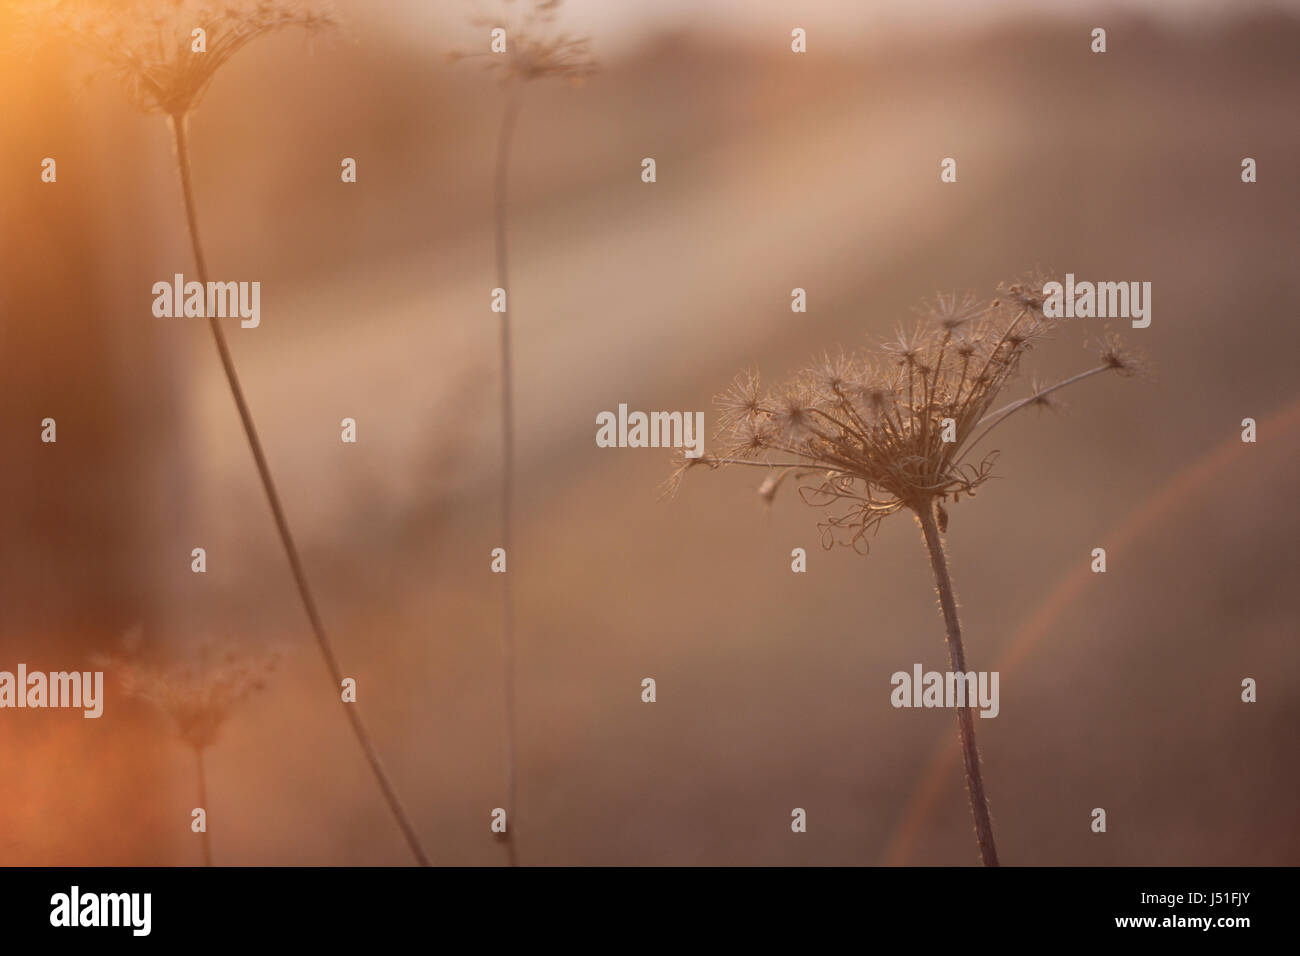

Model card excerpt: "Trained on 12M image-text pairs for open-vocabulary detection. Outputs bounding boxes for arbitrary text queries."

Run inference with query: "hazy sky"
[379,0,1298,53]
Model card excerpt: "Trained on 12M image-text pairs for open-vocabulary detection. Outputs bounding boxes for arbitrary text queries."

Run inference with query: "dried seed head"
[96,638,282,751]
[999,270,1054,315]
[673,276,1142,550]
[724,418,776,459]
[660,449,717,498]
[27,0,336,116]
[452,0,597,85]
[807,350,856,395]
[772,387,816,441]
[882,325,924,365]
[919,291,982,331]
[1094,329,1146,378]
[1024,375,1059,411]
[714,368,765,431]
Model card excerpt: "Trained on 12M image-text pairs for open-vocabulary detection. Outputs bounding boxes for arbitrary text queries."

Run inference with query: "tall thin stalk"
[195,747,213,867]
[168,113,430,867]
[915,503,999,866]
[492,83,522,868]
[674,279,1143,864]
[454,0,596,866]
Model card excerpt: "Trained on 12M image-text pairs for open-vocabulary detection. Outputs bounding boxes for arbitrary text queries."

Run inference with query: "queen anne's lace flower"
[670,278,1141,552]
[28,0,335,115]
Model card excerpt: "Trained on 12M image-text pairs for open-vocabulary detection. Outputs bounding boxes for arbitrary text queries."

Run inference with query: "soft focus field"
[1,6,1297,864]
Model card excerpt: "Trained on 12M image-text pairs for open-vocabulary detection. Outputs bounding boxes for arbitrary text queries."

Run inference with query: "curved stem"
[957,364,1111,465]
[493,86,522,867]
[915,504,1000,866]
[168,113,430,867]
[195,747,213,867]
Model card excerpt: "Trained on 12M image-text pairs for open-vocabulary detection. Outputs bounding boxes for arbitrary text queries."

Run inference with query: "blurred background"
[1,0,1297,865]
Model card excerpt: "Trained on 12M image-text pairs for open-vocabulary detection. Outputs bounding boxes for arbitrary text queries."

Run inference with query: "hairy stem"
[168,113,430,867]
[493,86,522,867]
[915,503,1000,866]
[195,747,213,867]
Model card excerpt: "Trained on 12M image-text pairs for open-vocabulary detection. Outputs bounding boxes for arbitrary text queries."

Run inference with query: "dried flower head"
[97,640,281,751]
[28,0,335,115]
[451,0,596,84]
[918,291,981,331]
[999,270,1054,314]
[1092,328,1147,378]
[671,279,1138,552]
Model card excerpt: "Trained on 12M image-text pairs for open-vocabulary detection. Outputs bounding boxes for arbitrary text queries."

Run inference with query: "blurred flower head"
[27,0,335,115]
[451,0,596,84]
[97,639,282,751]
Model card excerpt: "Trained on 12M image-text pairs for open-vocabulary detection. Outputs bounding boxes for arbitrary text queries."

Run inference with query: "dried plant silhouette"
[97,637,280,866]
[35,0,430,866]
[670,280,1142,865]
[452,0,595,867]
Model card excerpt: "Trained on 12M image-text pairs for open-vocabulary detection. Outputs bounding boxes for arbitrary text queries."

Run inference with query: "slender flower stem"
[711,458,810,469]
[195,747,213,867]
[959,364,1112,463]
[167,113,430,867]
[915,503,1000,866]
[493,85,523,867]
